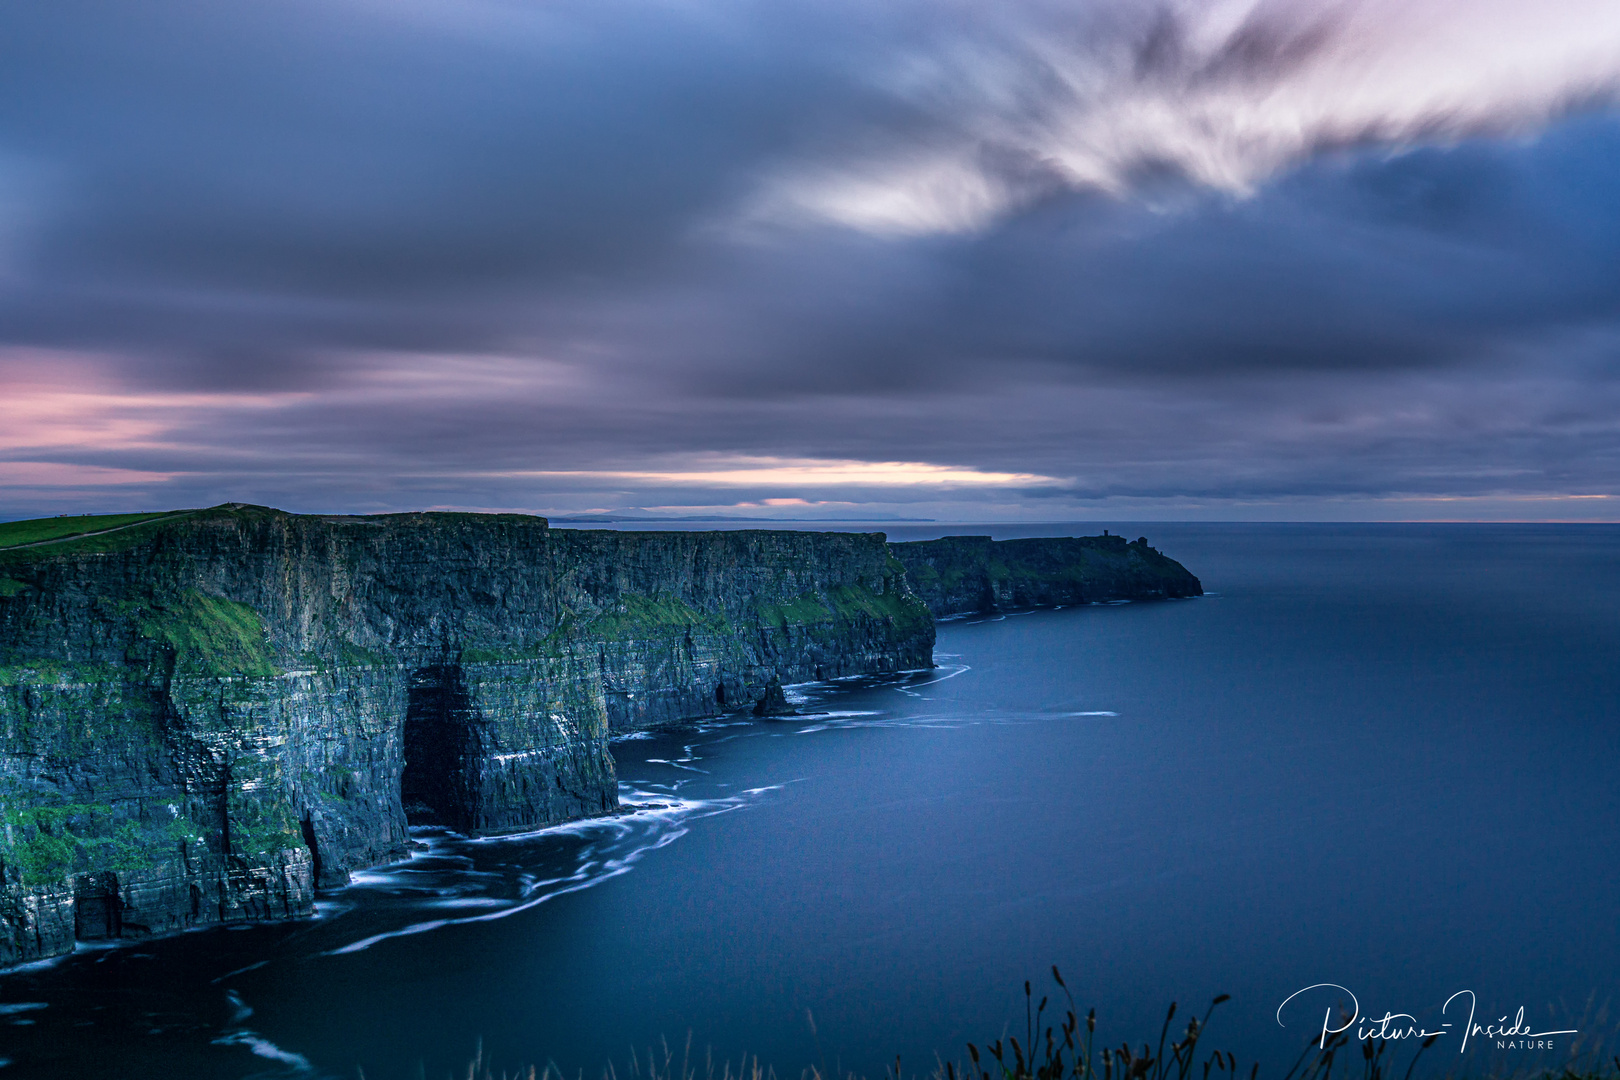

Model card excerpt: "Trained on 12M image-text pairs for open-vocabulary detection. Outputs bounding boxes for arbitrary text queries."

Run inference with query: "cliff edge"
[0,505,932,965]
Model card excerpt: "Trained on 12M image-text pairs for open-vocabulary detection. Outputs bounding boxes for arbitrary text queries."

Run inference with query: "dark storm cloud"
[0,0,887,362]
[2,0,1620,519]
[544,118,1620,408]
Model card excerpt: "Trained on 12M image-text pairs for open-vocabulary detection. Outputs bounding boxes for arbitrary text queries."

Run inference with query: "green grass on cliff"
[0,659,129,686]
[753,591,836,626]
[586,593,732,640]
[0,514,201,569]
[827,584,932,636]
[0,800,153,886]
[139,589,279,678]
[0,511,179,550]
[577,586,928,640]
[754,586,930,634]
[226,776,304,856]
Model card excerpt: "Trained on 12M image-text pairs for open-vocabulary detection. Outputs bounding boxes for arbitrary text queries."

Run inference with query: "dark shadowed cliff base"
[0,505,933,966]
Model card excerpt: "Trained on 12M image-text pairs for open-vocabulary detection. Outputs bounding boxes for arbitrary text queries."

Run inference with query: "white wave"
[211,960,269,984]
[311,898,356,920]
[3,954,68,974]
[794,710,1010,734]
[467,815,634,845]
[908,663,971,687]
[895,663,971,697]
[346,867,441,887]
[327,788,783,956]
[1065,710,1120,717]
[644,757,709,774]
[213,1029,314,1072]
[327,833,681,955]
[690,718,754,733]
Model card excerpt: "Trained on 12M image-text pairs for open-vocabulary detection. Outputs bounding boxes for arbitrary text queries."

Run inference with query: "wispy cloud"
[749,0,1620,234]
[0,462,175,488]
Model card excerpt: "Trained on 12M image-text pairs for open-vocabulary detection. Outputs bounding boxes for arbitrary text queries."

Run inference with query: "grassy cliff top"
[0,511,191,550]
[0,504,557,562]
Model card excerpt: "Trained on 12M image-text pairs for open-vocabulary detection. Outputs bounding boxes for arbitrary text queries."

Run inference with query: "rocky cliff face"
[0,506,933,966]
[889,534,1202,616]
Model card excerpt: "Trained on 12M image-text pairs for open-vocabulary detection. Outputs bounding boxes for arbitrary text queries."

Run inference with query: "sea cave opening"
[400,665,482,833]
[73,873,122,941]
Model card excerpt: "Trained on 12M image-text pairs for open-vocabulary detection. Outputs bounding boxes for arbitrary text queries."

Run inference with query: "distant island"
[0,505,1199,966]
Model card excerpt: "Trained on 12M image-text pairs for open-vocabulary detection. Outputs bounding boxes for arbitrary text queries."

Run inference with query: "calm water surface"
[2,524,1617,1079]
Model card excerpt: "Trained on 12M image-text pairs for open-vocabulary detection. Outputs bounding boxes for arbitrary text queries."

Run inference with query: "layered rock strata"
[889,534,1203,616]
[0,506,933,965]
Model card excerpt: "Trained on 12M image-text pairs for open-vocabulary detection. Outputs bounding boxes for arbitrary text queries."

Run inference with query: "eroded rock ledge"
[0,505,932,965]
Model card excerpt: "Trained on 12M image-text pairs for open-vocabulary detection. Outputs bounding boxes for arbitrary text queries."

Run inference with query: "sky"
[3,0,1620,523]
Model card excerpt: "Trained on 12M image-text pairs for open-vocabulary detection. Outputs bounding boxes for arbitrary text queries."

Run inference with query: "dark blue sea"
[3,524,1618,1079]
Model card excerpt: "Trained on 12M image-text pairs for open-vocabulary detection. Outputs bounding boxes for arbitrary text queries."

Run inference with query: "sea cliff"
[0,506,932,965]
[889,534,1202,616]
